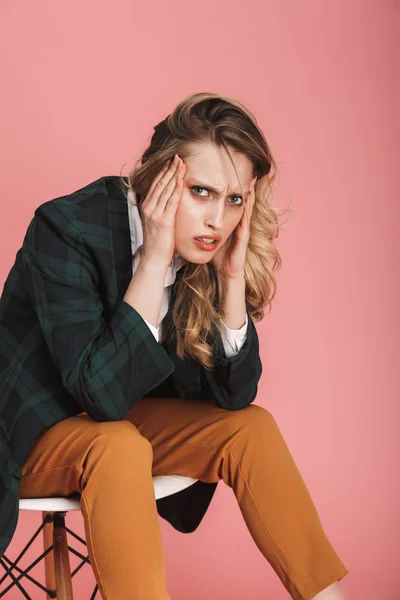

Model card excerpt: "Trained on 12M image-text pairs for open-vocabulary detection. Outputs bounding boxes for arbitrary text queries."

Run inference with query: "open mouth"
[193,238,220,250]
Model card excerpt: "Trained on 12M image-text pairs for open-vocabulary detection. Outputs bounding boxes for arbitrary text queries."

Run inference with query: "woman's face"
[173,141,254,263]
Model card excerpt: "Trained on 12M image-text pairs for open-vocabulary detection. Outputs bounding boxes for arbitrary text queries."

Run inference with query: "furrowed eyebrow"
[191,181,248,196]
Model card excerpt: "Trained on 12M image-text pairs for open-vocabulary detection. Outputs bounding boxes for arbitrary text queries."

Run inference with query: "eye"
[190,186,243,206]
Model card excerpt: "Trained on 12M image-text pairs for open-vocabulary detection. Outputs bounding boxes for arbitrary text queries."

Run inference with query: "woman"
[0,92,349,599]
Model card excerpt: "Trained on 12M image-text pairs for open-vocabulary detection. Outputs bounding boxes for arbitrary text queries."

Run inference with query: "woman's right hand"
[139,154,186,269]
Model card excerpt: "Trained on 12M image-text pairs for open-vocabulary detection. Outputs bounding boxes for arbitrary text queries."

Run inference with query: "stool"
[0,474,198,599]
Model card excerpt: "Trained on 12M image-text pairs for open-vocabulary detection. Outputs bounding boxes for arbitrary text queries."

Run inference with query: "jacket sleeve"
[21,201,176,422]
[200,311,263,411]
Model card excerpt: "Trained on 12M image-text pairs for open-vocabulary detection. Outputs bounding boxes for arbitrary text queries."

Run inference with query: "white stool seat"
[19,474,198,511]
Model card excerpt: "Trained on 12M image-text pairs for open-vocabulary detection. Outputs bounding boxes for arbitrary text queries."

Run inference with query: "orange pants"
[19,397,349,600]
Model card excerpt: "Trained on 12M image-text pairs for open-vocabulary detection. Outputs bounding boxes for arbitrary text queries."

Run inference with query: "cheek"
[175,192,199,226]
[174,201,192,236]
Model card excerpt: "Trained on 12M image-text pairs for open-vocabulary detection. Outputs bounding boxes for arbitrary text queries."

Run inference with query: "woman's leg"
[125,396,350,600]
[19,413,171,600]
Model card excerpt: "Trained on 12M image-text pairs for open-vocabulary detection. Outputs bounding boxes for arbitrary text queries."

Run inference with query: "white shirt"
[126,189,248,357]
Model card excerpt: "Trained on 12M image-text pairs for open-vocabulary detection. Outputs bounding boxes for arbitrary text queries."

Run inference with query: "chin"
[192,256,213,264]
[185,254,213,264]
[176,247,214,264]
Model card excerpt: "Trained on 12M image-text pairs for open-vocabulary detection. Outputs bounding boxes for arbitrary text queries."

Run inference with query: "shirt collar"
[126,188,188,287]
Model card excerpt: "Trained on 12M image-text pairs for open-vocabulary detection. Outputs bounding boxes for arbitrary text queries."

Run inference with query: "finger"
[241,194,251,227]
[144,157,179,212]
[248,190,254,213]
[155,159,185,215]
[153,166,181,216]
[146,160,170,197]
[146,158,178,212]
[248,178,256,216]
[154,163,182,216]
[163,162,186,216]
[244,189,252,214]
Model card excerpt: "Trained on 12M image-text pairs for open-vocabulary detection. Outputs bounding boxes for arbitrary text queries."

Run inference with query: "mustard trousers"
[19,396,349,600]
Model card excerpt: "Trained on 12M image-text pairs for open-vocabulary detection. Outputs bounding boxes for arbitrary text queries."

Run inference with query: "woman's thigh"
[19,397,269,495]
[19,412,147,498]
[124,396,271,480]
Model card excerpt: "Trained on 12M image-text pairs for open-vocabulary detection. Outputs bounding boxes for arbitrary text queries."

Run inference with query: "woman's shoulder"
[31,176,128,229]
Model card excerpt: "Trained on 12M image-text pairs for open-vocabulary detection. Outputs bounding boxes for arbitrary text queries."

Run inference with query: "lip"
[194,235,221,241]
[193,238,220,252]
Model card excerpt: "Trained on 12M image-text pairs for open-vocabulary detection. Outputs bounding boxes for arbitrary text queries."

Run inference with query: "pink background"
[1,1,399,598]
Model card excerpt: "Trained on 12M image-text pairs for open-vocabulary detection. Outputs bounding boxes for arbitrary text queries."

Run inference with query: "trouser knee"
[222,404,280,447]
[79,420,153,487]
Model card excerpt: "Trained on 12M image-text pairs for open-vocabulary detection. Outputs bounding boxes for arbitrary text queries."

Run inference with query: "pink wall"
[1,1,399,598]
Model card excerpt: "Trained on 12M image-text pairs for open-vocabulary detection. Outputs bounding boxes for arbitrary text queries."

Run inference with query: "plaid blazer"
[0,175,263,557]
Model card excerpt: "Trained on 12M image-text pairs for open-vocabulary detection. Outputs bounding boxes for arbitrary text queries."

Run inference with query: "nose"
[204,202,225,232]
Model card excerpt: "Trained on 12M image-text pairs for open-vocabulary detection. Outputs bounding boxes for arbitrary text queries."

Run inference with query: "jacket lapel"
[105,176,133,304]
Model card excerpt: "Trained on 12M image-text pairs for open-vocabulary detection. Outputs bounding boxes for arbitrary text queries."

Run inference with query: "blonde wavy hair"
[120,92,291,370]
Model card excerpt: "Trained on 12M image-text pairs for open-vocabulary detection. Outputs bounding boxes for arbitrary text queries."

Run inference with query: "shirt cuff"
[219,312,248,358]
[144,313,248,356]
[143,318,160,342]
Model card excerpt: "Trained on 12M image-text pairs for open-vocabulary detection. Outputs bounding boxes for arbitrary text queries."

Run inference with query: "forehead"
[184,141,253,191]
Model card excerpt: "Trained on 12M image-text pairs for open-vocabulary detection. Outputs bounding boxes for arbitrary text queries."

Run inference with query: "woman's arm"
[218,275,247,329]
[123,257,168,329]
[22,201,175,422]
[201,308,263,411]
[200,274,263,411]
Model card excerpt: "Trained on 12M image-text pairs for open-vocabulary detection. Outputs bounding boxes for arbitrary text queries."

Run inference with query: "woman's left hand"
[211,176,257,280]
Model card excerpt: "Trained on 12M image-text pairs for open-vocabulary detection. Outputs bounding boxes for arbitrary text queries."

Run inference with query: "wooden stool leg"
[42,511,56,598]
[53,512,73,600]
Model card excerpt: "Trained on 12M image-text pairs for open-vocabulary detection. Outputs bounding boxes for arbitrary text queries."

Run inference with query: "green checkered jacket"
[0,176,263,558]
